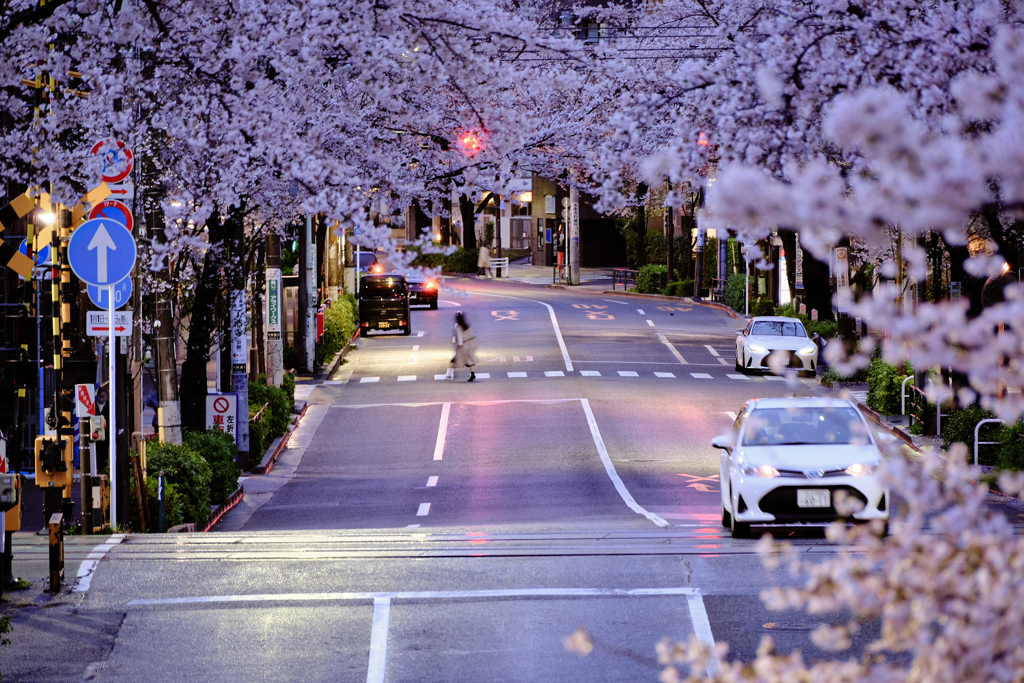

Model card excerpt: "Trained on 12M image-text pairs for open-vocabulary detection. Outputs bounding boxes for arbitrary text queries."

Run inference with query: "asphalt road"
[3,277,915,682]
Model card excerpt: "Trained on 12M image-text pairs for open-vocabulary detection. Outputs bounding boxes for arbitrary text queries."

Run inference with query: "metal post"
[266,234,284,387]
[974,419,1006,466]
[108,285,116,529]
[569,187,580,286]
[901,375,914,415]
[158,472,164,533]
[48,512,63,593]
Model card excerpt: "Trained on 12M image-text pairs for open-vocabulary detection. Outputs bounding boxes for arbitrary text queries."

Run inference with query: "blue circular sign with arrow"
[67,218,137,287]
[88,277,133,310]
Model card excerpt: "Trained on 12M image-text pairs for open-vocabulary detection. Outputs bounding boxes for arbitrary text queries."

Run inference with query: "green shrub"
[751,298,775,316]
[184,429,240,504]
[145,476,184,531]
[318,294,357,365]
[941,405,999,459]
[442,247,479,273]
[678,278,694,297]
[249,377,291,438]
[635,264,667,294]
[996,421,1024,471]
[866,359,913,416]
[145,441,212,525]
[820,366,870,388]
[724,273,747,312]
[645,231,667,263]
[662,281,682,297]
[282,373,296,406]
[249,417,268,461]
[805,319,839,338]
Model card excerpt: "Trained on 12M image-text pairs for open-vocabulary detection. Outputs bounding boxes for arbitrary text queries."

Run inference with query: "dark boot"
[468,371,476,382]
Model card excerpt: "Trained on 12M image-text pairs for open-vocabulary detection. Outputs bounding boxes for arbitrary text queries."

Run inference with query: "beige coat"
[451,325,478,367]
[477,245,491,269]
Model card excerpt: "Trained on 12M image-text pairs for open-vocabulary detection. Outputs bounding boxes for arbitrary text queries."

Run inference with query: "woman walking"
[446,311,478,381]
[477,243,491,278]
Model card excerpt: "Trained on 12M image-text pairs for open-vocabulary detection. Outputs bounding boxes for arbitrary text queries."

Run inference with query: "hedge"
[145,441,212,526]
[634,264,667,294]
[318,294,357,365]
[866,359,913,416]
[183,429,240,505]
[249,375,294,458]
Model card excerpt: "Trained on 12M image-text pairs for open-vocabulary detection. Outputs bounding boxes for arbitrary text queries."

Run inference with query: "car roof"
[748,396,858,410]
[749,316,804,323]
[363,272,406,281]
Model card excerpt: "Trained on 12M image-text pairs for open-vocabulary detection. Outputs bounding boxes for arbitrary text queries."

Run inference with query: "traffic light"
[34,436,72,488]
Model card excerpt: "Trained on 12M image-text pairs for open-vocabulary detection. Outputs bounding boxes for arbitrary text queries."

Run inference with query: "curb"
[199,485,244,532]
[252,403,309,475]
[856,402,920,452]
[316,328,361,381]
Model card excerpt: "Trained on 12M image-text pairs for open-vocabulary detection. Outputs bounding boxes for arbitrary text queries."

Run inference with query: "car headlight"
[845,463,879,476]
[798,345,817,355]
[747,343,767,354]
[742,464,780,478]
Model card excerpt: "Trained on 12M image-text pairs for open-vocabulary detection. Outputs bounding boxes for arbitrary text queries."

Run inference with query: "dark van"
[359,273,411,336]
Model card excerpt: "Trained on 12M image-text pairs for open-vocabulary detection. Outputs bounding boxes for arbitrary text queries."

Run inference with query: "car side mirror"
[711,434,734,450]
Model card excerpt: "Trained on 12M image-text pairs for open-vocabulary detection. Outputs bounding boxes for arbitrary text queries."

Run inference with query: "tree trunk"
[459,194,476,250]
[179,210,232,433]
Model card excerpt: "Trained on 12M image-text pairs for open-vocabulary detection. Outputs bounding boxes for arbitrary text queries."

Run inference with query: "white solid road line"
[704,344,720,357]
[579,398,669,528]
[466,291,573,372]
[725,411,737,421]
[417,503,431,516]
[657,333,688,364]
[398,375,416,382]
[426,476,438,487]
[687,593,723,677]
[74,534,125,592]
[433,403,451,461]
[366,596,392,683]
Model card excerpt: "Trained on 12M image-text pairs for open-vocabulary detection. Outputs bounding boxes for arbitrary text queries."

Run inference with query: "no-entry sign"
[206,393,238,441]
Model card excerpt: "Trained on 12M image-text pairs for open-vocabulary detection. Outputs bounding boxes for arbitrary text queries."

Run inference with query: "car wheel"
[721,506,731,529]
[403,326,412,336]
[360,327,369,338]
[734,357,742,372]
[730,514,751,539]
[430,300,438,310]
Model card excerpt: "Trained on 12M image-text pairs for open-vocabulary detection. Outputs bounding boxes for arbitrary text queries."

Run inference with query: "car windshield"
[741,407,869,446]
[356,252,377,268]
[361,279,406,298]
[751,321,807,337]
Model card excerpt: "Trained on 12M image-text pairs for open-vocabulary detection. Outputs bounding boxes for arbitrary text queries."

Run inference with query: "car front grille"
[758,486,868,522]
[776,467,848,478]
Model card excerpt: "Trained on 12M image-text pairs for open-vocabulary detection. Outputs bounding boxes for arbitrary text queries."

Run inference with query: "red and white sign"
[75,383,97,419]
[90,139,134,184]
[86,311,133,337]
[206,394,238,440]
[89,199,134,232]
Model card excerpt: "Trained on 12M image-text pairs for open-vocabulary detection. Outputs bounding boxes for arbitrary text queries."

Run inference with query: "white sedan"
[735,316,818,376]
[712,397,891,538]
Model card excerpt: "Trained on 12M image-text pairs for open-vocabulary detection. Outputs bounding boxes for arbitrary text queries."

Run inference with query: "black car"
[404,272,439,309]
[358,274,411,336]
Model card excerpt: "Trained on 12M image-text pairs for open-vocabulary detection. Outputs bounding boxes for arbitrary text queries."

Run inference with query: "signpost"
[206,394,238,441]
[88,199,134,232]
[67,218,137,530]
[86,311,133,337]
[835,247,851,314]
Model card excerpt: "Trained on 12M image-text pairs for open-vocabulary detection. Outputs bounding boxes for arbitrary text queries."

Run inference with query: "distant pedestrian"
[445,311,478,381]
[145,390,159,429]
[477,244,491,278]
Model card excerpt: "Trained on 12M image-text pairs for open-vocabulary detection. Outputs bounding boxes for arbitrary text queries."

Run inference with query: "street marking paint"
[704,345,720,357]
[434,374,448,380]
[603,299,628,305]
[687,594,723,677]
[580,399,669,527]
[491,310,519,321]
[646,320,655,327]
[412,346,420,351]
[475,373,490,379]
[73,534,125,592]
[367,596,392,683]
[657,333,688,364]
[725,412,737,421]
[586,310,614,320]
[637,309,645,315]
[544,371,565,377]
[416,331,425,336]
[433,403,451,461]
[580,370,601,377]
[426,476,438,487]
[717,357,730,365]
[765,376,785,381]
[360,377,380,383]
[323,380,346,385]
[469,292,573,372]
[513,355,533,362]
[676,473,720,493]
[654,372,675,378]
[398,375,416,382]
[406,524,421,528]
[130,586,701,607]
[417,503,431,516]
[617,371,639,377]
[508,371,528,378]
[726,374,749,380]
[690,373,713,379]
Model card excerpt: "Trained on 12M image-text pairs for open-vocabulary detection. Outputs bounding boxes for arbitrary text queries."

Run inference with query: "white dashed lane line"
[617,371,639,377]
[426,476,438,487]
[417,503,431,516]
[704,345,720,357]
[654,372,675,378]
[637,309,645,315]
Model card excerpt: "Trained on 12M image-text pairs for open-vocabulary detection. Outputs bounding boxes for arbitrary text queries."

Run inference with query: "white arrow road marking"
[87,223,117,282]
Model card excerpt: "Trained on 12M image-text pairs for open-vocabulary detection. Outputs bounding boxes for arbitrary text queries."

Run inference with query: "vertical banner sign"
[75,384,96,418]
[835,247,851,314]
[696,222,706,248]
[230,290,247,373]
[795,233,804,290]
[206,394,238,439]
[266,267,282,340]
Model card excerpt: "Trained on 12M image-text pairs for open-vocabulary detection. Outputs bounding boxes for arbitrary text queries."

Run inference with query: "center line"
[433,403,451,461]
[417,503,431,516]
[637,309,645,315]
[657,333,688,364]
[426,476,438,487]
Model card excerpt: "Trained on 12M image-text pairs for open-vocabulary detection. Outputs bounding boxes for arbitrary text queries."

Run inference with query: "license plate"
[379,322,390,329]
[797,489,830,508]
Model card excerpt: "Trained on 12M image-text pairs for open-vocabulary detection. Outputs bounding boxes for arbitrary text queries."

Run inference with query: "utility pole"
[266,234,284,387]
[304,215,317,370]
[297,217,311,372]
[229,210,250,470]
[694,214,705,300]
[666,202,674,284]
[569,186,580,285]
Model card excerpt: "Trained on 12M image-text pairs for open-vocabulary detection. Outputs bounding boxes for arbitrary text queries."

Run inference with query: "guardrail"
[974,418,1006,466]
[490,257,509,277]
[611,268,639,291]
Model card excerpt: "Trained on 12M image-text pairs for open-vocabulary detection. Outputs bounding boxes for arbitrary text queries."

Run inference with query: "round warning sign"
[90,139,134,184]
[89,199,134,232]
[213,397,231,413]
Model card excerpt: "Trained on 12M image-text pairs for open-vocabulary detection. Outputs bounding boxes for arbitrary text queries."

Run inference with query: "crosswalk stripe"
[580,371,601,377]
[544,371,565,377]
[508,372,527,378]
[475,373,490,379]
[726,374,749,380]
[360,377,380,383]
[654,372,675,378]
[397,375,416,382]
[434,374,448,380]
[618,370,639,377]
[690,373,713,379]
